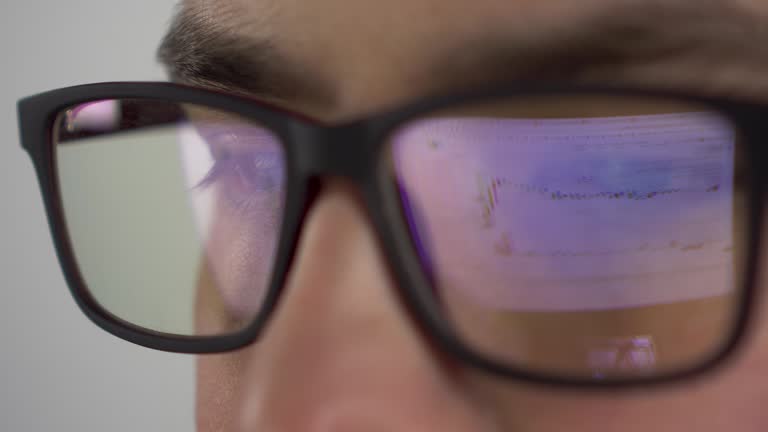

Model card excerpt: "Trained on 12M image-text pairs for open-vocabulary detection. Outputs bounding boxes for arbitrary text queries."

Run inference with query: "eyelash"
[195,149,284,213]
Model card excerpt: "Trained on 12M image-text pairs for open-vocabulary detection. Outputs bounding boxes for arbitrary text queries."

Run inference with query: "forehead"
[202,0,586,48]
[175,0,768,118]
[190,0,583,102]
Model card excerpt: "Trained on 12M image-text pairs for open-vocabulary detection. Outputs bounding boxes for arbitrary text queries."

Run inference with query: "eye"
[194,148,284,216]
[190,120,286,206]
[229,151,282,193]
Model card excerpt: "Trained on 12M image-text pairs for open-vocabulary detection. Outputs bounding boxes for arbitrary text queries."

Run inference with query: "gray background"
[0,1,195,430]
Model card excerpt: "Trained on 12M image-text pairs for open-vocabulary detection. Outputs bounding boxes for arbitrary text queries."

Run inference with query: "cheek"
[193,266,259,431]
[203,193,281,322]
[196,352,248,432]
[192,208,279,429]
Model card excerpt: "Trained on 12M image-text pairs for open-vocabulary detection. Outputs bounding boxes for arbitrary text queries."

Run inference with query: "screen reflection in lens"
[388,96,744,379]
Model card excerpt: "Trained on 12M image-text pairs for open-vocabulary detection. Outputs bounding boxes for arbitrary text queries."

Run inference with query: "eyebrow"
[157,1,768,109]
[157,7,334,105]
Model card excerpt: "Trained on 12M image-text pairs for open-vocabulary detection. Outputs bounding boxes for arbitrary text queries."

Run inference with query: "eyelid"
[196,150,283,189]
[195,122,280,154]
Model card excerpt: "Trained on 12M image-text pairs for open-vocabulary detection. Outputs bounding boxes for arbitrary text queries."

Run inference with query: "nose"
[231,180,497,432]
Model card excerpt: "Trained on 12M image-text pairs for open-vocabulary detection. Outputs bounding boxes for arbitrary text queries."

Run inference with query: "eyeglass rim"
[17,81,768,388]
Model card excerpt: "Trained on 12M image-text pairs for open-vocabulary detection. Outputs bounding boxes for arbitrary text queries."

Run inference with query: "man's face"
[159,0,768,430]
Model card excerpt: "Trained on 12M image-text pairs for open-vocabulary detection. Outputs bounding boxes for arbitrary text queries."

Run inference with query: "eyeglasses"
[17,81,766,387]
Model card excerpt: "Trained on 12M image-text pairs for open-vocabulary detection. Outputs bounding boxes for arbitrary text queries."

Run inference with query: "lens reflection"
[389,95,744,379]
[55,99,285,337]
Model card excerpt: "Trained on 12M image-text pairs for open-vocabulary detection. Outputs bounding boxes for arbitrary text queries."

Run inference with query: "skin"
[159,0,768,430]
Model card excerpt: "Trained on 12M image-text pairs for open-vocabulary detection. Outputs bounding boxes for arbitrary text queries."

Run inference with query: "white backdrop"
[0,1,195,430]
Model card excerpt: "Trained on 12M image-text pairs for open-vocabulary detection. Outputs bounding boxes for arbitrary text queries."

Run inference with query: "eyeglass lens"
[52,94,746,380]
[388,94,746,380]
[54,99,286,337]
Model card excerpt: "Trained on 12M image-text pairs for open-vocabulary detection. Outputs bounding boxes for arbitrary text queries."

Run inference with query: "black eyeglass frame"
[17,81,768,388]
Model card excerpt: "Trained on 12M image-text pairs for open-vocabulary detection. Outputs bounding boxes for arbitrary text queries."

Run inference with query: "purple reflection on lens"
[65,100,119,132]
[391,110,736,311]
[396,181,437,284]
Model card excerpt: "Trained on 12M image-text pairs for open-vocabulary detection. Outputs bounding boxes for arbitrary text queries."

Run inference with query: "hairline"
[157,1,768,110]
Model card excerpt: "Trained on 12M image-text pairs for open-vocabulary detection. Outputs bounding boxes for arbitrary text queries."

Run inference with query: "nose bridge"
[290,122,375,179]
[234,182,494,432]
